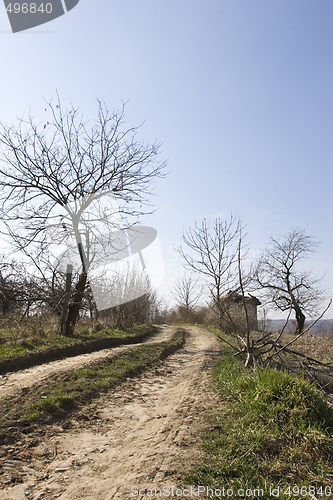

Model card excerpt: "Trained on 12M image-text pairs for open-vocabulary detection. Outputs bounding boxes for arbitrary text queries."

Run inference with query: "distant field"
[268,318,333,337]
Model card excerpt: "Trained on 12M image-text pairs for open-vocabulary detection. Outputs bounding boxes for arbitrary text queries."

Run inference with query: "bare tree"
[0,258,25,315]
[170,275,203,311]
[177,215,244,333]
[169,274,205,324]
[0,95,165,335]
[0,257,46,317]
[255,228,325,334]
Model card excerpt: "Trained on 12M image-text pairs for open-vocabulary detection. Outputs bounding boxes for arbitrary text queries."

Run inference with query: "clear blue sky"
[0,0,332,317]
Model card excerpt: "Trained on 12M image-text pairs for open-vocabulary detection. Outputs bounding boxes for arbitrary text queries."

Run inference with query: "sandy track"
[0,326,222,500]
[0,326,177,403]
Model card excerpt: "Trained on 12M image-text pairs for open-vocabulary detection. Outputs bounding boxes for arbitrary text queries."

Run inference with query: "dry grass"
[280,332,333,364]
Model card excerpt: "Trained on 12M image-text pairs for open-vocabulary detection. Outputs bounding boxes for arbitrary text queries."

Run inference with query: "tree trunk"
[61,264,73,336]
[286,271,306,335]
[65,271,87,336]
[237,238,253,367]
[294,304,305,334]
[2,297,9,315]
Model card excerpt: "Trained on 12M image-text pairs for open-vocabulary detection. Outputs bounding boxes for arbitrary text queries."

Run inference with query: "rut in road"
[0,326,223,500]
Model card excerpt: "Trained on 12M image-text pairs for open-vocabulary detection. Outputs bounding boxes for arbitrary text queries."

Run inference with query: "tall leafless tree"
[170,275,203,311]
[177,215,244,333]
[0,95,165,334]
[255,227,325,334]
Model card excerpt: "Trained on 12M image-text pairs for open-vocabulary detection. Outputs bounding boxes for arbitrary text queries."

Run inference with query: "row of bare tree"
[173,216,331,383]
[0,95,330,377]
[0,258,66,318]
[176,218,326,334]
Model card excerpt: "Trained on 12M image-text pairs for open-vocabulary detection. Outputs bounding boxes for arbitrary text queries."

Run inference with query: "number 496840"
[6,3,53,14]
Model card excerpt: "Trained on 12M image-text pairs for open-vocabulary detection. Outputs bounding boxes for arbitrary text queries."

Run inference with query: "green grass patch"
[24,394,75,420]
[12,330,184,425]
[186,348,333,499]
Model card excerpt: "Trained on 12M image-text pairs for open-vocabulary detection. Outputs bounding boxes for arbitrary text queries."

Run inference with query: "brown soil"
[0,326,223,500]
[0,326,175,403]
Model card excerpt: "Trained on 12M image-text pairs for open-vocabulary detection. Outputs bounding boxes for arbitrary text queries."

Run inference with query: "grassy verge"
[0,315,153,361]
[186,331,333,499]
[0,329,185,440]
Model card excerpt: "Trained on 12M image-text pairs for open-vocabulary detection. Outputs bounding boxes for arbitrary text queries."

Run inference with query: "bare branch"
[254,227,325,334]
[0,96,166,334]
[264,299,332,362]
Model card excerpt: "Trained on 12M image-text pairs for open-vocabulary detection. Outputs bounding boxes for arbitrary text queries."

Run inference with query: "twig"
[217,335,239,352]
[276,345,333,369]
[274,303,293,344]
[255,330,278,345]
[237,335,246,347]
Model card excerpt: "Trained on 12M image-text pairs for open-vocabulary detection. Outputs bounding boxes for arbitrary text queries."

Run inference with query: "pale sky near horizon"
[0,0,332,318]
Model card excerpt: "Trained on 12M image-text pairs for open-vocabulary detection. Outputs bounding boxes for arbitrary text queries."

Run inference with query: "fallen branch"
[264,300,332,363]
[217,335,239,352]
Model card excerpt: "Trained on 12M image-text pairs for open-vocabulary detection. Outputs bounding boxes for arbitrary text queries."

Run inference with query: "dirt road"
[0,326,177,403]
[0,326,222,500]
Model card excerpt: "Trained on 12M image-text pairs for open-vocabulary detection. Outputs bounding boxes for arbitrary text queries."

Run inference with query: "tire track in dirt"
[0,326,222,500]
